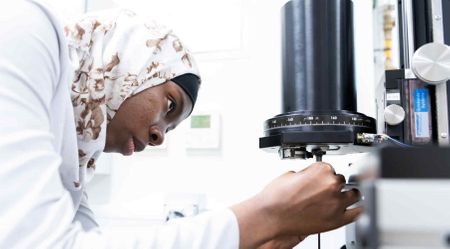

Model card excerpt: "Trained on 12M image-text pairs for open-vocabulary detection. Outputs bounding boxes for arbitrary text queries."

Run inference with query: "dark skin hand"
[257,235,308,249]
[232,162,361,249]
[104,80,192,155]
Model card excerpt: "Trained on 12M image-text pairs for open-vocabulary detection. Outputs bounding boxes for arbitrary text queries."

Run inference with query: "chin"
[103,144,119,154]
[102,146,112,153]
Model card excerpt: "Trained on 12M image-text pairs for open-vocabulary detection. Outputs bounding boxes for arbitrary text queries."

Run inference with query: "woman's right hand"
[257,235,308,249]
[231,162,361,249]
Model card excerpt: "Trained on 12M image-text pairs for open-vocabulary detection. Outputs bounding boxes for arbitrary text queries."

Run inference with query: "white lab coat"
[0,1,239,248]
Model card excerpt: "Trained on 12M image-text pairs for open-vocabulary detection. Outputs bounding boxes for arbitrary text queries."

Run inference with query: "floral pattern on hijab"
[64,9,200,190]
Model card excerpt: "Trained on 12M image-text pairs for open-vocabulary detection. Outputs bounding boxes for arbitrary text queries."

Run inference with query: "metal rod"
[431,0,450,145]
[315,149,326,249]
[318,233,321,249]
[316,151,322,249]
[401,0,415,69]
[431,0,444,43]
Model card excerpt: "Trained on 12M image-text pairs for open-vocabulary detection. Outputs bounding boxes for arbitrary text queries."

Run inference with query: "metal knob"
[384,104,405,125]
[412,42,450,85]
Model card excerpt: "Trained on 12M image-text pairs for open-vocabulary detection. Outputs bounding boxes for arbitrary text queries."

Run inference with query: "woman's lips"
[123,137,135,156]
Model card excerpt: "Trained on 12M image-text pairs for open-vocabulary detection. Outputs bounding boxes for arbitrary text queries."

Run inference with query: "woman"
[0,1,361,248]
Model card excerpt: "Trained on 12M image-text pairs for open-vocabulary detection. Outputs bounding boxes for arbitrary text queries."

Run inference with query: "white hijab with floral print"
[64,9,200,190]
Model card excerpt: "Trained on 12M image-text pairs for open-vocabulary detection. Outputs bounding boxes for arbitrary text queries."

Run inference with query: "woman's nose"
[148,126,164,146]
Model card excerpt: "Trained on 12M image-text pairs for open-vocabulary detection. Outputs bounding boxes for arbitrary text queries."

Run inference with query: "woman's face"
[104,81,193,155]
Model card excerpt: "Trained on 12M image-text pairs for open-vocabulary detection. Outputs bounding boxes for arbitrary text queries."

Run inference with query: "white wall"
[41,0,86,22]
[69,0,377,248]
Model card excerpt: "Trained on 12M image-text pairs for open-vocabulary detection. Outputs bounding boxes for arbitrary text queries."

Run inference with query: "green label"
[191,115,211,128]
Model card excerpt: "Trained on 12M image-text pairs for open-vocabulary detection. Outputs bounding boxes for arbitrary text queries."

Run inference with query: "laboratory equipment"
[353,0,450,248]
[259,0,450,248]
[259,0,377,160]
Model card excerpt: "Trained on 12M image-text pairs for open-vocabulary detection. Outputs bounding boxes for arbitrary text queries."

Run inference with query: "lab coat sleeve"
[0,1,239,248]
[73,190,100,231]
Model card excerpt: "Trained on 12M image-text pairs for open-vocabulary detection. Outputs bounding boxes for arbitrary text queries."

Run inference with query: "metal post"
[401,0,415,69]
[431,0,449,145]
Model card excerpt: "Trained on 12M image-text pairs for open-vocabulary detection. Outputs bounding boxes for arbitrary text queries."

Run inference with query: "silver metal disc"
[384,104,405,126]
[412,43,450,85]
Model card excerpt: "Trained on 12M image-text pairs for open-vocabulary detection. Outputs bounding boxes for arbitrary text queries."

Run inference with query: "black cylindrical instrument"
[260,0,376,159]
[281,0,356,113]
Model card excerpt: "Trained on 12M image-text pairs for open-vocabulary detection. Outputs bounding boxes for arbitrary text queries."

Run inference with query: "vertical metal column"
[430,0,449,145]
[401,0,416,69]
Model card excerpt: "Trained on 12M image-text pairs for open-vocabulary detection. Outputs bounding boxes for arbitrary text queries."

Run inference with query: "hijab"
[64,9,200,189]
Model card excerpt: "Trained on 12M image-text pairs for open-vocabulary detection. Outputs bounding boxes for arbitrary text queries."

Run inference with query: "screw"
[434,15,442,21]
[441,132,448,138]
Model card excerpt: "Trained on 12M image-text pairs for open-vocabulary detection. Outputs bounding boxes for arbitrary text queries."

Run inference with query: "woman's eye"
[167,98,176,113]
